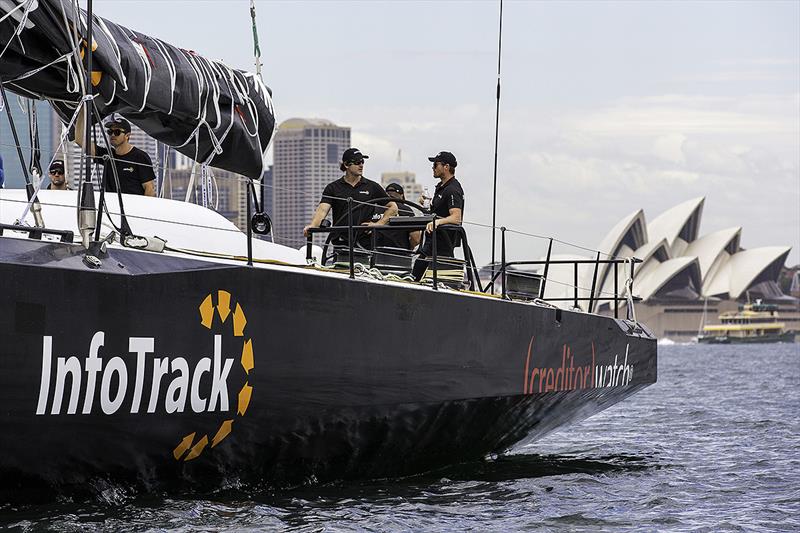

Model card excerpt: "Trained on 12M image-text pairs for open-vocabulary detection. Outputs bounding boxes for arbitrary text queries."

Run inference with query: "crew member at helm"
[412,150,464,281]
[303,148,397,247]
[381,182,421,250]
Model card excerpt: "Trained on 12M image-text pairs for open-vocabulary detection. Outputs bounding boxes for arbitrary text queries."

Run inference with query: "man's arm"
[142,180,156,197]
[139,154,157,197]
[425,207,462,233]
[367,201,398,226]
[409,230,422,249]
[303,203,332,237]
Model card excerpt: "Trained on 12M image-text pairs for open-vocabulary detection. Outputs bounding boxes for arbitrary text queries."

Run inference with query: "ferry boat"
[0,0,657,492]
[698,301,796,344]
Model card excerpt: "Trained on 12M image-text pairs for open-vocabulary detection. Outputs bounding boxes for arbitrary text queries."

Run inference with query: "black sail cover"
[0,0,275,179]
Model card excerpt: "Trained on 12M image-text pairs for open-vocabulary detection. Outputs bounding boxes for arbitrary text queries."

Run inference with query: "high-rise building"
[0,97,61,188]
[261,164,273,217]
[380,171,424,207]
[272,118,351,248]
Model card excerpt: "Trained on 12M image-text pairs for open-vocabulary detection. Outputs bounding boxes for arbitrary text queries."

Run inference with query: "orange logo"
[172,290,254,461]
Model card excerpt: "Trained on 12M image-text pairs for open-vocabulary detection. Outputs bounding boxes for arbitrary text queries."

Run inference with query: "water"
[3,343,799,532]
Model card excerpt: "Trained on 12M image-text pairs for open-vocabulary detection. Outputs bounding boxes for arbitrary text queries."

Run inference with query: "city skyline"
[88,0,799,266]
[2,0,797,265]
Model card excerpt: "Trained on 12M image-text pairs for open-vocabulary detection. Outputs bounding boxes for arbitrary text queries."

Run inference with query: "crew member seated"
[380,182,421,250]
[412,151,464,282]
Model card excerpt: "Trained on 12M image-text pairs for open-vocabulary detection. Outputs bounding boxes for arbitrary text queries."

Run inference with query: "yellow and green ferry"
[699,301,795,344]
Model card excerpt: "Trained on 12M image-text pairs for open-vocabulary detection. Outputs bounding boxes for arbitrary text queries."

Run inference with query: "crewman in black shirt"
[412,151,465,281]
[45,159,70,190]
[75,110,156,196]
[303,148,397,247]
[381,182,421,250]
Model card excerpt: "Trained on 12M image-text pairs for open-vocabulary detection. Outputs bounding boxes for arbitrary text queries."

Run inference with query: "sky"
[93,0,799,266]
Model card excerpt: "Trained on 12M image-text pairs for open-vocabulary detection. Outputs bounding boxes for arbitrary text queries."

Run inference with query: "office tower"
[261,164,273,217]
[0,97,61,188]
[381,171,424,206]
[272,118,351,248]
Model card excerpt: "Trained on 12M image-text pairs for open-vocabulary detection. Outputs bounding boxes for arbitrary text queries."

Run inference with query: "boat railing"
[300,197,641,318]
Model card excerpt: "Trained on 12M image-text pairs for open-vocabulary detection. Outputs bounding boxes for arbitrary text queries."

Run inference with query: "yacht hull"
[0,239,657,489]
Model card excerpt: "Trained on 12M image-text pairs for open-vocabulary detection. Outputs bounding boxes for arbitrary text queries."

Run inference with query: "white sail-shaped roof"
[586,197,792,306]
[703,246,792,299]
[683,226,741,281]
[635,238,671,266]
[647,197,704,256]
[591,209,647,306]
[635,256,702,301]
[597,238,671,311]
[597,209,648,259]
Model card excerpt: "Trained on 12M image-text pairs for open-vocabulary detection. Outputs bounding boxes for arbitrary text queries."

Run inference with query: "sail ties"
[0,0,36,62]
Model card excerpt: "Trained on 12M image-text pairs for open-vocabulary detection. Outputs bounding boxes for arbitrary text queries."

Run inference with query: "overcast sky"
[94,0,799,265]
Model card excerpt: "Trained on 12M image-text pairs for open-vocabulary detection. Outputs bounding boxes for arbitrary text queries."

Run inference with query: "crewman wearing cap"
[75,111,156,196]
[381,182,421,250]
[45,159,70,190]
[412,150,465,281]
[303,148,397,247]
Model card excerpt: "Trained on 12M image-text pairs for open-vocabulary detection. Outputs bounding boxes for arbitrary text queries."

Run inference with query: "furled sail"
[0,0,275,179]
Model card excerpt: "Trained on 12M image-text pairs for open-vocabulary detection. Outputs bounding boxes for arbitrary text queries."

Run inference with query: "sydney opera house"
[539,197,798,340]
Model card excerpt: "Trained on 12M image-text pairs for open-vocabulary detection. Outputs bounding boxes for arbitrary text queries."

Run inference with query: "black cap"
[104,116,131,133]
[428,151,457,168]
[385,182,404,195]
[342,148,369,163]
[49,159,65,173]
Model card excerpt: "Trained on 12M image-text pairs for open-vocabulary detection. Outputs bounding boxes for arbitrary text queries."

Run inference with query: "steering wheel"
[319,197,427,265]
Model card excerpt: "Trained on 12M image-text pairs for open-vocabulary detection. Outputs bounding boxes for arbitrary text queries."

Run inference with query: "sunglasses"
[348,160,365,166]
[106,129,126,136]
[432,162,441,168]
[49,170,64,175]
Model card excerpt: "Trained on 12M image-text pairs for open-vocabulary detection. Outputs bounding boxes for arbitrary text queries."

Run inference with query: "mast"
[78,0,97,249]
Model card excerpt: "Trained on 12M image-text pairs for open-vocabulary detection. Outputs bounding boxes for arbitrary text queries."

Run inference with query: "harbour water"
[2,343,798,532]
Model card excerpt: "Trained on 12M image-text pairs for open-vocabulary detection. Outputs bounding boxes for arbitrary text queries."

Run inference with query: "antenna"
[250,0,263,79]
[490,0,504,291]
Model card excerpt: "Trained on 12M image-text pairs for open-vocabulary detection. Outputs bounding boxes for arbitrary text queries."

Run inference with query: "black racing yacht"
[0,1,657,492]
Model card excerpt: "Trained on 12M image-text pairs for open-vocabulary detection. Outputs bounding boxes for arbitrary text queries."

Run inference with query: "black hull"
[0,239,657,490]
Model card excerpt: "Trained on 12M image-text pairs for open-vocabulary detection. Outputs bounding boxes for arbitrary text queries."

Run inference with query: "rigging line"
[249,0,263,79]
[489,0,503,290]
[16,95,91,224]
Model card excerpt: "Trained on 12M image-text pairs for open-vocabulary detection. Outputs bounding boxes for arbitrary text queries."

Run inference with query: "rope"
[625,257,638,324]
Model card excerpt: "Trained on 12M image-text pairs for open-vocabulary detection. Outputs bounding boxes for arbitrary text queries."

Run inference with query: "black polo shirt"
[97,146,156,195]
[321,176,391,245]
[380,202,415,249]
[430,176,464,249]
